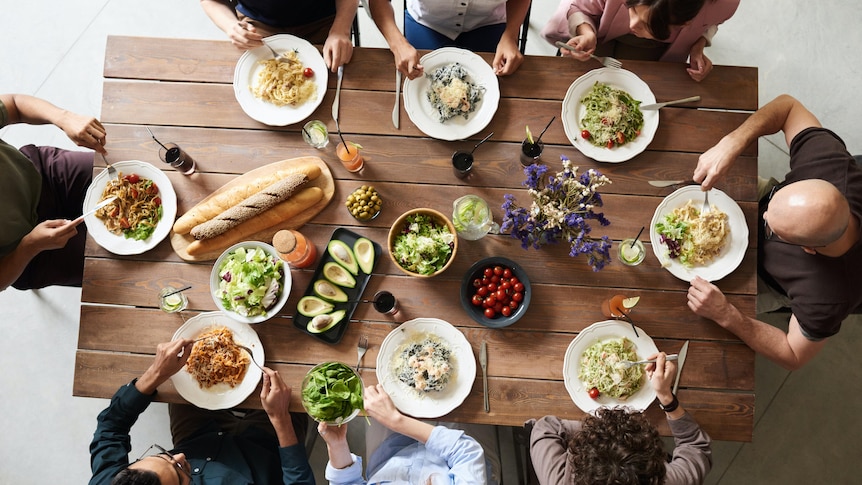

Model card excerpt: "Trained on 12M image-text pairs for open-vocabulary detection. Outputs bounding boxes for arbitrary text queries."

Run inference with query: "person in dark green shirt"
[89,338,315,485]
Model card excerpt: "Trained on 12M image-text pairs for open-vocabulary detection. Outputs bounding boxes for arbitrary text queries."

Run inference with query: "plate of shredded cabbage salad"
[561,68,658,163]
[210,241,291,323]
[650,186,748,282]
[563,320,658,413]
[403,47,500,141]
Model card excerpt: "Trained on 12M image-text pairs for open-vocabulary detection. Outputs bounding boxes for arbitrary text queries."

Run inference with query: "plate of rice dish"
[650,186,748,282]
[170,312,264,410]
[233,34,328,126]
[561,68,658,163]
[563,320,658,413]
[403,47,500,141]
[376,318,476,418]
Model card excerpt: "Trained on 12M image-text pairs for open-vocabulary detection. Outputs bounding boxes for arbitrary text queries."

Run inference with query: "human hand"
[645,352,676,402]
[392,42,423,80]
[693,135,742,190]
[687,50,713,82]
[58,111,106,154]
[492,36,523,76]
[317,421,349,446]
[363,384,401,428]
[230,20,264,50]
[23,219,80,252]
[559,34,596,62]
[687,276,734,324]
[260,367,292,423]
[137,338,193,394]
[323,32,354,71]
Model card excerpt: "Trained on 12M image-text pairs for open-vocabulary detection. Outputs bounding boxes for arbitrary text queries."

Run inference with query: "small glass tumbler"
[159,286,188,313]
[302,120,329,149]
[452,151,474,179]
[520,139,544,166]
[619,239,646,266]
[336,142,364,172]
[158,143,196,175]
[372,290,399,315]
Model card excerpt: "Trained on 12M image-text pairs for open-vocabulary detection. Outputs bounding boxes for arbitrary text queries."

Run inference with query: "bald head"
[767,179,850,247]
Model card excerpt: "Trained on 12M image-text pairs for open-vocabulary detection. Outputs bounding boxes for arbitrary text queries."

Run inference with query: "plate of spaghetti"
[649,186,748,282]
[376,318,476,418]
[233,34,329,126]
[171,312,264,410]
[83,160,176,255]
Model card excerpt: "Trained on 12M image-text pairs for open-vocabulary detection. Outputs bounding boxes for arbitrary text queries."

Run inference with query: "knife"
[332,65,344,123]
[480,341,489,412]
[70,196,117,226]
[392,70,401,129]
[672,340,689,395]
[648,179,694,188]
[640,96,701,110]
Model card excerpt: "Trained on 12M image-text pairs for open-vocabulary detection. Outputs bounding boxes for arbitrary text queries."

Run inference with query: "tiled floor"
[1,1,860,484]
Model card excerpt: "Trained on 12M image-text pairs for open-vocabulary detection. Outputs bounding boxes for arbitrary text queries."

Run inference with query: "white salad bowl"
[210,241,292,323]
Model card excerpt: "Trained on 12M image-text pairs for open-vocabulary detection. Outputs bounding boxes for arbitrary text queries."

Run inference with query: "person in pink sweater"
[541,0,739,81]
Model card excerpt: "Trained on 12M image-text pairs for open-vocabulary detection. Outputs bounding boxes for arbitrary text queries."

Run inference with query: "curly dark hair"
[568,408,667,485]
[111,468,161,485]
[624,0,711,40]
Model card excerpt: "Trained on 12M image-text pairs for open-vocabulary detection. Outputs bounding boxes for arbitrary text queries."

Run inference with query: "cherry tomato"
[512,292,524,302]
[477,287,489,297]
[472,294,484,306]
[502,268,512,278]
[580,129,591,139]
[303,67,314,77]
[513,282,525,292]
[495,289,507,302]
[606,139,614,149]
[493,266,503,276]
[484,268,494,278]
[485,295,497,306]
[130,188,138,199]
[510,276,519,285]
[509,300,519,309]
[501,306,512,317]
[500,281,511,291]
[484,308,496,318]
[473,278,482,288]
[616,131,625,144]
[124,173,140,184]
[588,387,600,399]
[486,282,497,292]
[493,302,504,313]
[119,217,130,229]
[491,275,500,284]
[153,197,162,207]
[146,182,159,195]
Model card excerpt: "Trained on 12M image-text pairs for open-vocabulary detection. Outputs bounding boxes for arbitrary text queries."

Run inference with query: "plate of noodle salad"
[83,160,176,255]
[563,320,658,413]
[171,312,264,410]
[561,68,658,163]
[650,186,749,282]
[233,34,329,126]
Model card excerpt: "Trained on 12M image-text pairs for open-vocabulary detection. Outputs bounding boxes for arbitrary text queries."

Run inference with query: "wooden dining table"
[74,35,759,442]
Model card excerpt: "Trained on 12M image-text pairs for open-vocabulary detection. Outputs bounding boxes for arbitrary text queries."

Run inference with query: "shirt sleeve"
[88,380,154,485]
[424,426,487,484]
[325,453,366,484]
[528,416,578,485]
[663,412,713,485]
[279,443,316,484]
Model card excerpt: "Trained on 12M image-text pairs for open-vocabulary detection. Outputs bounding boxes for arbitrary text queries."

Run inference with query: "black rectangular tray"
[292,228,382,344]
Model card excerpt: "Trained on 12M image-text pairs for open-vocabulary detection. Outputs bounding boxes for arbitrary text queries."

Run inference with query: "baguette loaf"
[190,172,308,240]
[186,186,324,257]
[173,162,321,234]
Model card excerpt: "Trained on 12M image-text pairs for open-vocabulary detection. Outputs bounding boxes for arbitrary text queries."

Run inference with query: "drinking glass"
[302,120,329,148]
[619,238,646,266]
[158,143,196,175]
[520,139,544,166]
[336,142,364,172]
[159,286,188,313]
[451,151,473,179]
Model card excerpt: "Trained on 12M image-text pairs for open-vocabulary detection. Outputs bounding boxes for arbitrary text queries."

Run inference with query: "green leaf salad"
[301,362,364,424]
[579,82,643,148]
[392,213,455,275]
[578,337,643,399]
[215,246,284,317]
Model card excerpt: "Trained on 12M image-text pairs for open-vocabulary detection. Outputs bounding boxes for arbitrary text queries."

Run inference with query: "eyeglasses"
[132,443,192,484]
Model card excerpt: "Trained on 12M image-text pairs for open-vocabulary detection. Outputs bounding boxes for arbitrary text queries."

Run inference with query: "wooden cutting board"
[170,156,334,261]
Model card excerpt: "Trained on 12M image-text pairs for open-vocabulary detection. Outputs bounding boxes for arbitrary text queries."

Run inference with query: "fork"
[355,336,368,372]
[237,344,265,371]
[701,189,712,214]
[619,354,678,369]
[100,153,118,181]
[554,41,622,69]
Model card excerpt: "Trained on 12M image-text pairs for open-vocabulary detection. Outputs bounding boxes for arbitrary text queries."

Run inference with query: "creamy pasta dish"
[394,335,452,392]
[656,200,730,267]
[578,337,643,399]
[95,172,162,241]
[426,63,484,122]
[186,326,250,389]
[251,50,316,107]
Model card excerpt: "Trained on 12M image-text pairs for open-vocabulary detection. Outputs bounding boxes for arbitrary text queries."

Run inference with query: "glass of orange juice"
[336,141,364,172]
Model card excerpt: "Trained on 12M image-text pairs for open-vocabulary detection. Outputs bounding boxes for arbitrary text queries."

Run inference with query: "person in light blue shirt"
[319,383,493,484]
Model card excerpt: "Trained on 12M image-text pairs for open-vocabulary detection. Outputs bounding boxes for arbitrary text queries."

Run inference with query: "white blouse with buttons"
[407,0,508,39]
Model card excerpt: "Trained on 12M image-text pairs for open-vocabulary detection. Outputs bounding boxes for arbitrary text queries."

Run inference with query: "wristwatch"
[659,394,679,413]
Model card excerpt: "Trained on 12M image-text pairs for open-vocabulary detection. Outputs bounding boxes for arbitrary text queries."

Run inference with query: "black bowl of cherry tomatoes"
[460,257,531,328]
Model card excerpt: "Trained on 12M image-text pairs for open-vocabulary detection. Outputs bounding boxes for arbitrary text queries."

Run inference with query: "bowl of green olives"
[345,185,382,221]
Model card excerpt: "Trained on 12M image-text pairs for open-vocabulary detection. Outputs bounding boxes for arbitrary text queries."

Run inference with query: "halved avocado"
[313,279,349,302]
[354,237,375,275]
[323,262,357,288]
[297,295,335,317]
[307,309,346,333]
[328,240,359,275]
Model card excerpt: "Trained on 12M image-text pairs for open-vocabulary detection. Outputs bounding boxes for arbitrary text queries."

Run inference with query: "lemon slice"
[622,296,640,309]
[526,125,534,144]
[163,293,182,310]
[620,244,642,263]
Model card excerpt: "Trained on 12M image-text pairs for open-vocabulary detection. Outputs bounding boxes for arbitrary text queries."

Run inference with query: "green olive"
[346,185,381,220]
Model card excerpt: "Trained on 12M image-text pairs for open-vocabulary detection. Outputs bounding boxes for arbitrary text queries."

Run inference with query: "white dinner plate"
[403,47,500,141]
[233,34,329,126]
[83,160,177,255]
[561,68,658,163]
[563,320,658,413]
[376,318,476,418]
[649,186,748,282]
[170,312,264,410]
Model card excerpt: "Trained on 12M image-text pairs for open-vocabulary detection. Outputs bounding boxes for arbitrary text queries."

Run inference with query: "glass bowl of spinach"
[301,361,364,424]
